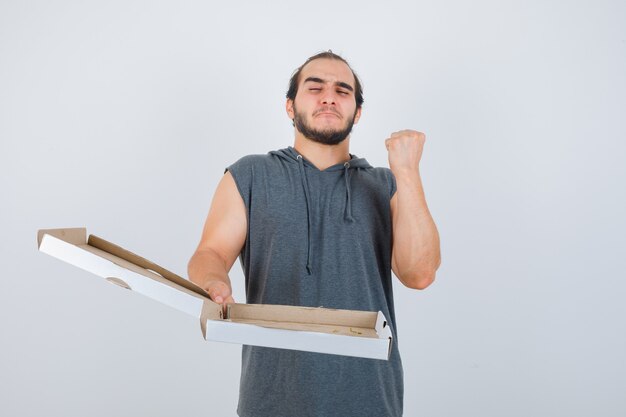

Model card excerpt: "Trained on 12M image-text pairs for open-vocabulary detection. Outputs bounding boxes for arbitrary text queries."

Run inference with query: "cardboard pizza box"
[37,228,392,360]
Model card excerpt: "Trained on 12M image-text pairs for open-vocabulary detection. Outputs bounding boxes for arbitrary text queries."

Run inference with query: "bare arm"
[188,171,247,304]
[386,130,441,289]
[390,170,441,289]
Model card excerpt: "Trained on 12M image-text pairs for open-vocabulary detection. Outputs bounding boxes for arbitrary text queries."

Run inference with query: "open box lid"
[37,228,393,360]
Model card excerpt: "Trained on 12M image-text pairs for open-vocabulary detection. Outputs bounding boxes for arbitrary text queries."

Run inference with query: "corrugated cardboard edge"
[375,311,393,359]
[200,300,224,339]
[38,227,86,248]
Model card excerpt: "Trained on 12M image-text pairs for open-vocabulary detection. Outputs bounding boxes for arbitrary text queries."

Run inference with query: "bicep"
[195,171,247,270]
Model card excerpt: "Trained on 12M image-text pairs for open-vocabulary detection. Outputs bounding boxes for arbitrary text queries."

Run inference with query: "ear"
[353,106,362,125]
[286,99,294,120]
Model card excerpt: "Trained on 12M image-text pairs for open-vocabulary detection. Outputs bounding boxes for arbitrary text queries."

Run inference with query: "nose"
[321,90,337,105]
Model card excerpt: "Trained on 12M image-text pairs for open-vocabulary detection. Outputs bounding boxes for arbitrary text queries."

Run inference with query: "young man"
[188,51,441,417]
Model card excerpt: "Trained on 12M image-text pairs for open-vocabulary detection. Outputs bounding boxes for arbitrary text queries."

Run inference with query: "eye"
[309,88,321,91]
[337,91,349,95]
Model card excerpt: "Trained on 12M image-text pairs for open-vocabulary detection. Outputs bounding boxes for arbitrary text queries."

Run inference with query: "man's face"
[287,58,361,145]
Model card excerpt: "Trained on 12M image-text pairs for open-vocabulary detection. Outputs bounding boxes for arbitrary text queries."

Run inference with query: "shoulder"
[225,152,286,176]
[367,166,395,182]
[359,166,396,199]
[225,153,271,172]
[224,152,289,193]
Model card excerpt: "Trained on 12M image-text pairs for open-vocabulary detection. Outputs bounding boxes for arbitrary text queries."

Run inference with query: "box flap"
[38,228,217,318]
[87,234,209,299]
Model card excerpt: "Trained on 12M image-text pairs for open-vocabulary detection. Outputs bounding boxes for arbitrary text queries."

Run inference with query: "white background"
[1,1,625,416]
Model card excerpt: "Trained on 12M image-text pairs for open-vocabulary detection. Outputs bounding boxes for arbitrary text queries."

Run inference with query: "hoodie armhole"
[224,167,245,203]
[224,163,250,214]
[388,170,397,199]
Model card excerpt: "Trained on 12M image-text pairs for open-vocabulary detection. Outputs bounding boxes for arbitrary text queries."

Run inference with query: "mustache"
[314,107,342,118]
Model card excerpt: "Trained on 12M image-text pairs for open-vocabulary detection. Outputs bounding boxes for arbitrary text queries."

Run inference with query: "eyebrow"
[304,77,354,92]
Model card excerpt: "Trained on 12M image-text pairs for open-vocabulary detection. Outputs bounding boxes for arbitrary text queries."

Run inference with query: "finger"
[206,284,219,300]
[214,288,232,304]
[207,283,230,304]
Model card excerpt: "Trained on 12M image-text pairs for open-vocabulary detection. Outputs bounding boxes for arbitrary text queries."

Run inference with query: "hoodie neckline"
[277,146,372,172]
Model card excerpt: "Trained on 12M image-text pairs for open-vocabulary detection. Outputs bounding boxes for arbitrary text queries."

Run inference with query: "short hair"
[286,50,364,109]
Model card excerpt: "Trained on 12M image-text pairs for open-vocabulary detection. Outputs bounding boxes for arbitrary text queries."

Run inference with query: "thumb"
[206,281,232,304]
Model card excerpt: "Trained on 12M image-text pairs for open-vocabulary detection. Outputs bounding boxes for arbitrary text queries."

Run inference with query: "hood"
[269,146,372,170]
[268,146,371,275]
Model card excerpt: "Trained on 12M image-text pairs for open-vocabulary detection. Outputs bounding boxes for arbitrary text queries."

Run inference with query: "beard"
[293,104,357,145]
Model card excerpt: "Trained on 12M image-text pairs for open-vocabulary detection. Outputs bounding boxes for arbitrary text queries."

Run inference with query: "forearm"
[392,169,441,288]
[188,248,232,292]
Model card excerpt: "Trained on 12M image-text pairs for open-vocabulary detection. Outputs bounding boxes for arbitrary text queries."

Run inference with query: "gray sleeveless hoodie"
[226,146,404,417]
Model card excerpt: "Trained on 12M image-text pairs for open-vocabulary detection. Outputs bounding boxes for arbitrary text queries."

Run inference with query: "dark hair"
[286,50,364,109]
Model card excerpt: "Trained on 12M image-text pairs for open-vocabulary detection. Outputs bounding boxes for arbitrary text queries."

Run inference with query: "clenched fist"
[385,130,426,175]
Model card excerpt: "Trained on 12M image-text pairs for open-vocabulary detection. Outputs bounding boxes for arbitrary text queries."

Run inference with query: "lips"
[315,110,341,118]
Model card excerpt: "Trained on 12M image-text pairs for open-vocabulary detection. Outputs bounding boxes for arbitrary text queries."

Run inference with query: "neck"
[293,134,351,171]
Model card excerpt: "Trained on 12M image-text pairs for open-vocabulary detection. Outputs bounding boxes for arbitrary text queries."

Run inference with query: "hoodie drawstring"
[296,154,313,275]
[344,161,354,222]
[274,147,367,276]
